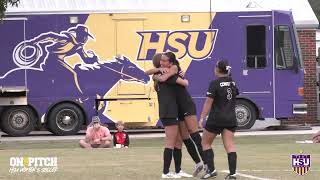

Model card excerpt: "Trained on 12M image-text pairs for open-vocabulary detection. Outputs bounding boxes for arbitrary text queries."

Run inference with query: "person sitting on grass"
[79,116,112,148]
[113,121,130,148]
[312,130,320,143]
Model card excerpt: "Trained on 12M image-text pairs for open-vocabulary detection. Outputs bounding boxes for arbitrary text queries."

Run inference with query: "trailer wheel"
[47,103,84,135]
[0,106,36,136]
[235,100,257,130]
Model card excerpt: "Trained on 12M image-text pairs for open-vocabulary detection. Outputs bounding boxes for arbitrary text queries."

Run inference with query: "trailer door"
[115,19,147,95]
[273,11,306,117]
[238,14,274,117]
[0,18,26,88]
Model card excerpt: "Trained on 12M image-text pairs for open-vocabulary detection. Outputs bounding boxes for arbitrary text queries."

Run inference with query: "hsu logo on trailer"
[137,29,218,61]
[291,153,311,176]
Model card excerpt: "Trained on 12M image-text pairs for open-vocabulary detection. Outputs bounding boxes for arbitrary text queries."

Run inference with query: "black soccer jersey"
[165,74,197,118]
[206,76,239,127]
[156,75,179,119]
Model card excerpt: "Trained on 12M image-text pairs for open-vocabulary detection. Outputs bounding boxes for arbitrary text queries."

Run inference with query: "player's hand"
[179,71,185,78]
[184,79,189,86]
[152,74,161,81]
[159,68,169,74]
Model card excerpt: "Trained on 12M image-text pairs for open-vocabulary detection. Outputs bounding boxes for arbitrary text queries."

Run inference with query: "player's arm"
[156,65,178,82]
[154,74,188,87]
[199,97,214,128]
[145,68,161,75]
[175,77,189,87]
[163,65,188,86]
[235,86,239,96]
[232,80,240,96]
[199,81,216,128]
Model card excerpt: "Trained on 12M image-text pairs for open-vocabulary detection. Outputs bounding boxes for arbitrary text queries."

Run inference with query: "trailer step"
[0,86,28,105]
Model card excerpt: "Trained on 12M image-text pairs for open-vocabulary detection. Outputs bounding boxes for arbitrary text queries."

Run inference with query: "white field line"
[233,169,320,172]
[221,170,277,180]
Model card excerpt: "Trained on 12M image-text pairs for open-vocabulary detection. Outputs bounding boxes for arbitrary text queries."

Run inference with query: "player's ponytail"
[226,65,232,76]
[216,59,231,75]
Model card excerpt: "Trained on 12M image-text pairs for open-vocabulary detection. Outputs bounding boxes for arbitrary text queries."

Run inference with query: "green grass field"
[0,134,319,180]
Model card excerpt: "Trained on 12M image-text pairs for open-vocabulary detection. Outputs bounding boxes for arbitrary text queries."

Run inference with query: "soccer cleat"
[225,174,236,179]
[193,162,204,177]
[176,170,193,177]
[201,169,217,179]
[162,172,181,178]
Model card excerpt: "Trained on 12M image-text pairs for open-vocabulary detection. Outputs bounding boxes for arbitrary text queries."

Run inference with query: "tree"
[0,0,20,19]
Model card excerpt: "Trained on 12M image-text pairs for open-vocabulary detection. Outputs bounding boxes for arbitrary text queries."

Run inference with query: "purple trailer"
[0,1,307,136]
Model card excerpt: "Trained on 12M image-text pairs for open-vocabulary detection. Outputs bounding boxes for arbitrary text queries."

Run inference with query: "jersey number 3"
[227,88,232,100]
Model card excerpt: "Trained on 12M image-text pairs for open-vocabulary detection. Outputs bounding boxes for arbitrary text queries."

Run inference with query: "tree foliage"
[0,0,20,19]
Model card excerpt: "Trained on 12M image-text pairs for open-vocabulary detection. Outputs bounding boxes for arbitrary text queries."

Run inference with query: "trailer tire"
[47,103,84,136]
[0,106,36,136]
[235,99,257,130]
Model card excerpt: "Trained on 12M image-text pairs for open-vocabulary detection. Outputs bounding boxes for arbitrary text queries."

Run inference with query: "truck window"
[246,25,266,69]
[275,25,294,69]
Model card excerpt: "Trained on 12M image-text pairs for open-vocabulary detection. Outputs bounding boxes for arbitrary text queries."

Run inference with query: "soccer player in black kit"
[199,60,239,179]
[154,52,205,176]
[147,52,205,177]
[146,53,190,178]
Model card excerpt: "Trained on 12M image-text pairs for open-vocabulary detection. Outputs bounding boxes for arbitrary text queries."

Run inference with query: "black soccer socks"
[190,132,205,162]
[203,148,215,172]
[163,148,173,174]
[183,138,201,163]
[173,148,182,173]
[227,152,237,175]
